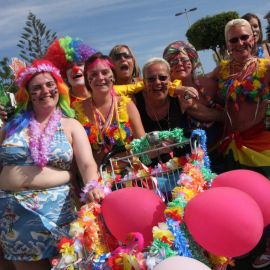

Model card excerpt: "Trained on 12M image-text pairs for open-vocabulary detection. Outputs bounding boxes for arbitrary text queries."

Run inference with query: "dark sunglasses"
[169,57,190,67]
[146,75,168,83]
[228,34,250,44]
[114,52,133,61]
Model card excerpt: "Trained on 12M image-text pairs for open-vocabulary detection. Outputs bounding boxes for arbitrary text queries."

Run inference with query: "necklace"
[91,92,125,152]
[229,57,257,81]
[147,98,171,131]
[29,108,62,167]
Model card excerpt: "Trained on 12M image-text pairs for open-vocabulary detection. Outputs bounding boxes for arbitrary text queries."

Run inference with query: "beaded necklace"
[29,108,62,167]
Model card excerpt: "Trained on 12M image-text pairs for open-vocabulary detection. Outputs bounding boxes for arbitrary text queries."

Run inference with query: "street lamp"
[175,7,197,27]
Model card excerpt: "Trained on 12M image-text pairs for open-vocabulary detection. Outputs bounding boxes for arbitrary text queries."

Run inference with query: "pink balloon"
[212,169,270,226]
[101,187,166,247]
[154,256,211,270]
[184,187,264,257]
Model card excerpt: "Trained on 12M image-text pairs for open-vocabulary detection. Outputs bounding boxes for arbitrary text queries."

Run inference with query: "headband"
[16,61,62,88]
[163,41,200,68]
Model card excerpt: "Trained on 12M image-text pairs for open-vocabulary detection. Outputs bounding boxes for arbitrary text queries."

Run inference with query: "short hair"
[224,18,253,43]
[109,44,141,80]
[242,13,263,44]
[142,57,170,78]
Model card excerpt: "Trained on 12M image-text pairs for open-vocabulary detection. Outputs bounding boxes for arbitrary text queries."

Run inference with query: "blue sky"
[1,0,270,73]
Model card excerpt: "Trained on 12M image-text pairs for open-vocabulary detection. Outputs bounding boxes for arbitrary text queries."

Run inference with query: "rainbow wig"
[44,36,96,78]
[5,59,75,137]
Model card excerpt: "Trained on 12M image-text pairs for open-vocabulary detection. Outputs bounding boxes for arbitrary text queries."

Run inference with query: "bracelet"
[80,179,112,202]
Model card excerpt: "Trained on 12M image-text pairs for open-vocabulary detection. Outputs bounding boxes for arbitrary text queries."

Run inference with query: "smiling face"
[143,62,170,102]
[169,51,193,81]
[66,62,85,88]
[227,25,254,61]
[86,60,114,95]
[28,72,59,111]
[248,17,261,44]
[111,46,135,84]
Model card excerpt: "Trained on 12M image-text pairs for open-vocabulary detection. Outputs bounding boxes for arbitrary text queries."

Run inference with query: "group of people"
[1,12,270,270]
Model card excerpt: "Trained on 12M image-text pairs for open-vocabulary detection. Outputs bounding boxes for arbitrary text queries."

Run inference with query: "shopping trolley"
[52,128,211,270]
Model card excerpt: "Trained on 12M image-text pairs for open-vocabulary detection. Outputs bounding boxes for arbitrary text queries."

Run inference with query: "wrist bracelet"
[80,179,112,202]
[80,180,100,202]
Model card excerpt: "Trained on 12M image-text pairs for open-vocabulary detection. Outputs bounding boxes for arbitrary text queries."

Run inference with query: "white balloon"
[154,256,211,270]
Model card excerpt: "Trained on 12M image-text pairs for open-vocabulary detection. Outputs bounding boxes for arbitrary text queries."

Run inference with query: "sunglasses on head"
[146,75,168,83]
[229,34,250,44]
[114,52,133,61]
[169,57,190,67]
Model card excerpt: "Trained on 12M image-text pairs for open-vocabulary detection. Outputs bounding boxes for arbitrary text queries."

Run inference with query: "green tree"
[17,11,57,63]
[186,11,239,62]
[0,57,17,93]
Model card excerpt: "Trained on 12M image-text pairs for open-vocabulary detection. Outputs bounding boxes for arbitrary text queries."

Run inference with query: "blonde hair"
[224,18,253,43]
[142,57,170,78]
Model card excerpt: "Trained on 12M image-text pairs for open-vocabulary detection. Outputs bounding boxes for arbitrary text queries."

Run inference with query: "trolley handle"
[99,144,127,172]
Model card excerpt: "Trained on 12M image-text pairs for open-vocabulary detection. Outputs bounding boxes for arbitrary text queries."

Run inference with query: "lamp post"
[175,7,197,27]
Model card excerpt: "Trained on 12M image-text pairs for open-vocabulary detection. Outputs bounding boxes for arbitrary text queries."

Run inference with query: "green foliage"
[0,57,17,93]
[186,11,239,60]
[17,11,57,63]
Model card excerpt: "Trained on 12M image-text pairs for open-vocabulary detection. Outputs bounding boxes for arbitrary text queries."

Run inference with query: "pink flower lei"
[29,108,62,167]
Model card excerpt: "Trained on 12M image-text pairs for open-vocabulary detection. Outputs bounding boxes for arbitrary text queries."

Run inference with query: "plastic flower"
[152,223,175,244]
[69,221,85,237]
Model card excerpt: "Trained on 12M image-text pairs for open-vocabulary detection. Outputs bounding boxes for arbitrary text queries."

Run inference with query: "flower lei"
[84,121,132,153]
[29,108,62,167]
[74,95,132,153]
[218,58,270,109]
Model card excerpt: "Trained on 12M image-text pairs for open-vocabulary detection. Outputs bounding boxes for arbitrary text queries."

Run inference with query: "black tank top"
[135,92,191,164]
[135,92,190,135]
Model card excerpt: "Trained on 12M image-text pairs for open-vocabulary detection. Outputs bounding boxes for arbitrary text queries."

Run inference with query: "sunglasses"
[114,52,133,61]
[146,75,168,83]
[228,34,250,44]
[169,57,191,67]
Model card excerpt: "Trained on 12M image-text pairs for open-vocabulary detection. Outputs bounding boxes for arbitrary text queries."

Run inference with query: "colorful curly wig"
[5,59,74,137]
[44,36,96,78]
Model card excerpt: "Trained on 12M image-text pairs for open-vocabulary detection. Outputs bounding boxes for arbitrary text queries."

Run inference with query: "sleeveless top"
[135,92,189,134]
[0,123,73,170]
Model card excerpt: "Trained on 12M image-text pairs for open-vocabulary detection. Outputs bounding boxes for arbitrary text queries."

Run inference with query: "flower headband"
[14,60,63,88]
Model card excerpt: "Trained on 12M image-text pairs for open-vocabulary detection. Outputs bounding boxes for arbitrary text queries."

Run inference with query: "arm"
[127,100,145,138]
[114,81,144,96]
[182,97,224,122]
[68,118,102,202]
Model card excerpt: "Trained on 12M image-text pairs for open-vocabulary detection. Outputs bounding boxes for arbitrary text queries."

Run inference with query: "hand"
[176,86,200,100]
[87,187,105,202]
[177,95,195,113]
[0,105,8,121]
